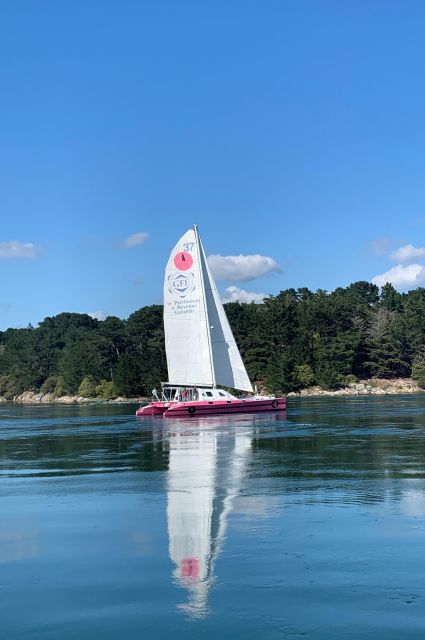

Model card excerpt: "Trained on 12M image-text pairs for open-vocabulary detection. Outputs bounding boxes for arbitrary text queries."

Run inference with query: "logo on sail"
[174,251,193,271]
[168,272,195,298]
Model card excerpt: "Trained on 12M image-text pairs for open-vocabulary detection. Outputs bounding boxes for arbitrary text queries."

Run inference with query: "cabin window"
[206,391,213,397]
[219,392,225,397]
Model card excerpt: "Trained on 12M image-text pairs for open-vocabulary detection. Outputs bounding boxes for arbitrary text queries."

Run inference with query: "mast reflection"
[164,414,281,617]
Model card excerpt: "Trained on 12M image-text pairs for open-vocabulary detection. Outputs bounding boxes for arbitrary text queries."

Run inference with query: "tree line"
[1,281,425,399]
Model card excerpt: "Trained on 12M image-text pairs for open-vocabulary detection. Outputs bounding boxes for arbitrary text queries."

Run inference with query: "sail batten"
[163,226,253,392]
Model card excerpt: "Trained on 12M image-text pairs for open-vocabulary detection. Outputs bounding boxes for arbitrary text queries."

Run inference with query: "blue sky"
[1,1,425,329]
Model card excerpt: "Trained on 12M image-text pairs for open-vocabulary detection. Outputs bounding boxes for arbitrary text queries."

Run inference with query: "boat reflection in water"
[164,413,283,618]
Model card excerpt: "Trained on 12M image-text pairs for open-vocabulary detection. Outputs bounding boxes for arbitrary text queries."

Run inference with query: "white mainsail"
[163,226,253,392]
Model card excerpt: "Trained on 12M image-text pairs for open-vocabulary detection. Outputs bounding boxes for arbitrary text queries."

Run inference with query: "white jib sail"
[198,234,253,392]
[163,226,253,392]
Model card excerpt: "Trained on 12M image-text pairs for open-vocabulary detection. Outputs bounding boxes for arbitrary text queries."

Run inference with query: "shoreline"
[2,378,422,404]
[2,392,148,405]
[286,377,422,398]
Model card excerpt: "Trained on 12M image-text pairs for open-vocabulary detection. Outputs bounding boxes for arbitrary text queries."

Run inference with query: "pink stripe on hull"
[163,398,286,418]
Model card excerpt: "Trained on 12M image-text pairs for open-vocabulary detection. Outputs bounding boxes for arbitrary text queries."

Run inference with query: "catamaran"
[136,225,286,417]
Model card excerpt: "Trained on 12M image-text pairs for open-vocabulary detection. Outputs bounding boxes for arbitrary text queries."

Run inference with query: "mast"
[194,224,216,388]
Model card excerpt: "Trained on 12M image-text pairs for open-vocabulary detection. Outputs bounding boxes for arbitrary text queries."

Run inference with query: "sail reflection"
[165,415,280,617]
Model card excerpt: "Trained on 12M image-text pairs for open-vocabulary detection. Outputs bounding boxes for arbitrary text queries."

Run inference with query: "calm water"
[2,397,425,638]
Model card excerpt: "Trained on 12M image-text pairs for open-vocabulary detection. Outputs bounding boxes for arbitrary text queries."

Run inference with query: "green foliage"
[294,364,314,388]
[380,283,402,312]
[40,376,58,394]
[316,364,343,390]
[412,352,425,388]
[0,374,23,400]
[78,376,97,398]
[95,380,117,400]
[265,349,300,394]
[113,354,145,396]
[0,283,424,398]
[54,376,65,398]
[344,374,358,384]
[364,313,411,378]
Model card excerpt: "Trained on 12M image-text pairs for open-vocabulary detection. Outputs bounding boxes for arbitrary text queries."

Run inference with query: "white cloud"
[221,286,268,304]
[122,232,149,248]
[390,244,425,263]
[372,264,425,290]
[208,254,281,282]
[0,241,40,259]
[88,310,107,321]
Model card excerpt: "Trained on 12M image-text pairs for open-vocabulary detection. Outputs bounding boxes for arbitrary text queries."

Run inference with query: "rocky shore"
[2,391,148,405]
[287,377,422,397]
[1,378,422,404]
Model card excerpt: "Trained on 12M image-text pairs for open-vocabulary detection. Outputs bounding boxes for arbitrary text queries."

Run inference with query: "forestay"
[163,226,253,392]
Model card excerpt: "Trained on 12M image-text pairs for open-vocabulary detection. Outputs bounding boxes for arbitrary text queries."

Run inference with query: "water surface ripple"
[2,396,425,638]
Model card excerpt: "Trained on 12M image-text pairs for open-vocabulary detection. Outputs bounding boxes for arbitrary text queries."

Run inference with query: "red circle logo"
[174,251,193,271]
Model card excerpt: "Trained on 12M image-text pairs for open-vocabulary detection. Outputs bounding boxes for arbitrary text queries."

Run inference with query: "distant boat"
[136,225,286,417]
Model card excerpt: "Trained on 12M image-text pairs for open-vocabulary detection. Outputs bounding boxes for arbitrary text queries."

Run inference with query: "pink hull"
[163,397,286,418]
[135,402,172,416]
